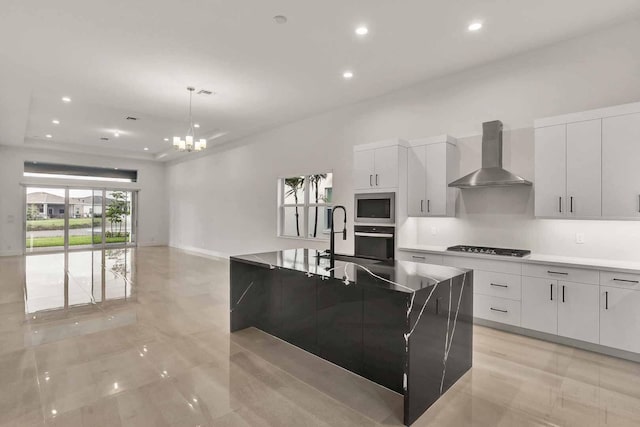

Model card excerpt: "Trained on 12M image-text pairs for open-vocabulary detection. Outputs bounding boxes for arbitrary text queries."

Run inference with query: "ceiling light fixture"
[355,26,368,36]
[45,134,53,139]
[173,87,207,152]
[61,96,71,103]
[144,147,149,151]
[468,22,482,31]
[52,119,60,125]
[114,131,120,137]
[164,138,169,141]
[194,123,200,128]
[343,71,354,79]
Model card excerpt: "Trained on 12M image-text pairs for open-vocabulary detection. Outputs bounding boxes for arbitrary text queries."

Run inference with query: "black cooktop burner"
[447,245,531,258]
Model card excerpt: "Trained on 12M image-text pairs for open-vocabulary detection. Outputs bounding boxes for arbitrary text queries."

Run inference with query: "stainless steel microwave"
[354,192,395,224]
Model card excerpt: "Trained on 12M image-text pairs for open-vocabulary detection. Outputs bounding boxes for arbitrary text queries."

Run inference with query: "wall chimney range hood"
[448,120,532,188]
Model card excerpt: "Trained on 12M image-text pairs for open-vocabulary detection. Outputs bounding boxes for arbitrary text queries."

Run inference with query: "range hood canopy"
[448,120,532,188]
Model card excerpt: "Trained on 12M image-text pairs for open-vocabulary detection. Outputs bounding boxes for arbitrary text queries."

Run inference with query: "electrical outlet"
[431,226,438,235]
[576,233,585,244]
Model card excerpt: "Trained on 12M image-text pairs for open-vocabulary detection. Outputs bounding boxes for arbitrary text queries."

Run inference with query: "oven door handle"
[354,232,394,238]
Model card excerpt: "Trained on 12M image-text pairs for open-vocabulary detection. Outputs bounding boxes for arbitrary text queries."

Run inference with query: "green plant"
[309,174,328,238]
[105,192,130,237]
[26,204,40,220]
[284,177,305,237]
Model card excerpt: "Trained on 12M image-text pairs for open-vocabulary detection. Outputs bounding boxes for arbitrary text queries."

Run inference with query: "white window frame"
[278,172,333,241]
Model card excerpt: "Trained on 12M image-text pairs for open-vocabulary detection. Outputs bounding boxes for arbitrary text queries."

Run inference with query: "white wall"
[167,19,640,261]
[0,146,168,255]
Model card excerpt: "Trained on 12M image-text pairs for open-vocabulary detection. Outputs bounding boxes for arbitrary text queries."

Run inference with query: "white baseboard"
[0,249,23,257]
[169,244,230,260]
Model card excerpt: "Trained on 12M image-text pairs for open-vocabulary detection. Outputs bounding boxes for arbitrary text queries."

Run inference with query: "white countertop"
[398,244,640,274]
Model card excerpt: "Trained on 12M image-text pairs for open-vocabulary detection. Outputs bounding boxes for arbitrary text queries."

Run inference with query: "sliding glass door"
[25,186,137,252]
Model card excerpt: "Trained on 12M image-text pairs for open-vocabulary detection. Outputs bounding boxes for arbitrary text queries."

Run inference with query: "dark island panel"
[230,249,472,426]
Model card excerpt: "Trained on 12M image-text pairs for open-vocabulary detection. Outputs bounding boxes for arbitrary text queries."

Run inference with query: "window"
[279,173,333,240]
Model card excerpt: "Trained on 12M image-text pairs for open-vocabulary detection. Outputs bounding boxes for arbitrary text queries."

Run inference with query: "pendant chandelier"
[173,87,207,152]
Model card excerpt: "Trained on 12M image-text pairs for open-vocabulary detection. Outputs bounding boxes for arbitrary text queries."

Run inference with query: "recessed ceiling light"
[52,119,60,125]
[343,71,354,80]
[164,138,169,142]
[468,22,482,32]
[273,15,287,24]
[355,26,369,36]
[61,96,71,103]
[114,131,120,137]
[45,134,53,139]
[144,147,149,151]
[194,123,200,128]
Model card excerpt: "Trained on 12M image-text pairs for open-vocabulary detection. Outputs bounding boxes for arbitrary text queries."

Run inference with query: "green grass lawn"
[27,218,103,231]
[26,235,129,248]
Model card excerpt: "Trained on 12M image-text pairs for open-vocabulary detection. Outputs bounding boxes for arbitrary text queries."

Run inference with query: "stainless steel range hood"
[448,120,532,188]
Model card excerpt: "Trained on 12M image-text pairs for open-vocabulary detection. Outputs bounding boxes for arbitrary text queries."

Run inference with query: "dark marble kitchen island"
[229,248,472,426]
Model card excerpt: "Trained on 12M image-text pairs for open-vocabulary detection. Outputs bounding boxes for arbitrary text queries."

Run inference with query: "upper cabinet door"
[374,146,399,188]
[407,146,427,216]
[602,113,640,218]
[353,149,376,190]
[425,143,448,216]
[566,119,602,218]
[535,125,567,217]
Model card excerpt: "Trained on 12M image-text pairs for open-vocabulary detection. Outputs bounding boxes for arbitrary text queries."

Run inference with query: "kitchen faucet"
[329,205,347,270]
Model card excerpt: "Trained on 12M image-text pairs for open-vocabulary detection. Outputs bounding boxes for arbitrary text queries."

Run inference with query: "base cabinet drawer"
[474,294,521,327]
[474,270,522,300]
[600,271,640,289]
[397,251,444,265]
[600,286,640,353]
[522,263,599,285]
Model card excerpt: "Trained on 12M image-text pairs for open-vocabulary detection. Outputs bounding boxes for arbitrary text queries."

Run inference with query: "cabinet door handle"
[548,270,568,275]
[638,194,640,213]
[369,175,373,186]
[570,196,574,213]
[605,291,609,310]
[613,278,639,284]
[420,200,424,212]
[436,298,439,315]
[559,196,562,213]
[375,174,379,186]
[427,199,431,213]
[562,285,565,303]
[550,283,553,301]
[412,255,426,260]
[490,283,508,288]
[490,307,508,313]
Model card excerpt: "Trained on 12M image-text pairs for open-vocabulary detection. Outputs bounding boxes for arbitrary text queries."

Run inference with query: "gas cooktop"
[447,245,531,258]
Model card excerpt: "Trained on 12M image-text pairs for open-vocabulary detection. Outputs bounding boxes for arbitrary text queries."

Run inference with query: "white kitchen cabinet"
[521,276,558,335]
[602,112,640,218]
[600,285,640,353]
[407,146,427,216]
[534,120,601,218]
[534,125,566,217]
[353,145,399,190]
[353,149,375,190]
[566,120,601,217]
[557,281,599,344]
[407,138,457,217]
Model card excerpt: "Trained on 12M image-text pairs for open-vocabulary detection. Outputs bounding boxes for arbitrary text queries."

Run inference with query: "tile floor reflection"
[1,247,640,426]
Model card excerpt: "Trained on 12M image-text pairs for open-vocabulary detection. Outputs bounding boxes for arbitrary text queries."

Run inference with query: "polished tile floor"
[1,247,640,426]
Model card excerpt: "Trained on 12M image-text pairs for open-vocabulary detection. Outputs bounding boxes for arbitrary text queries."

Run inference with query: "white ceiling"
[1,0,639,161]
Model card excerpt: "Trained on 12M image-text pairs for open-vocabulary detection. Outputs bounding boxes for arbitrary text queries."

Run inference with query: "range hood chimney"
[448,120,532,188]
